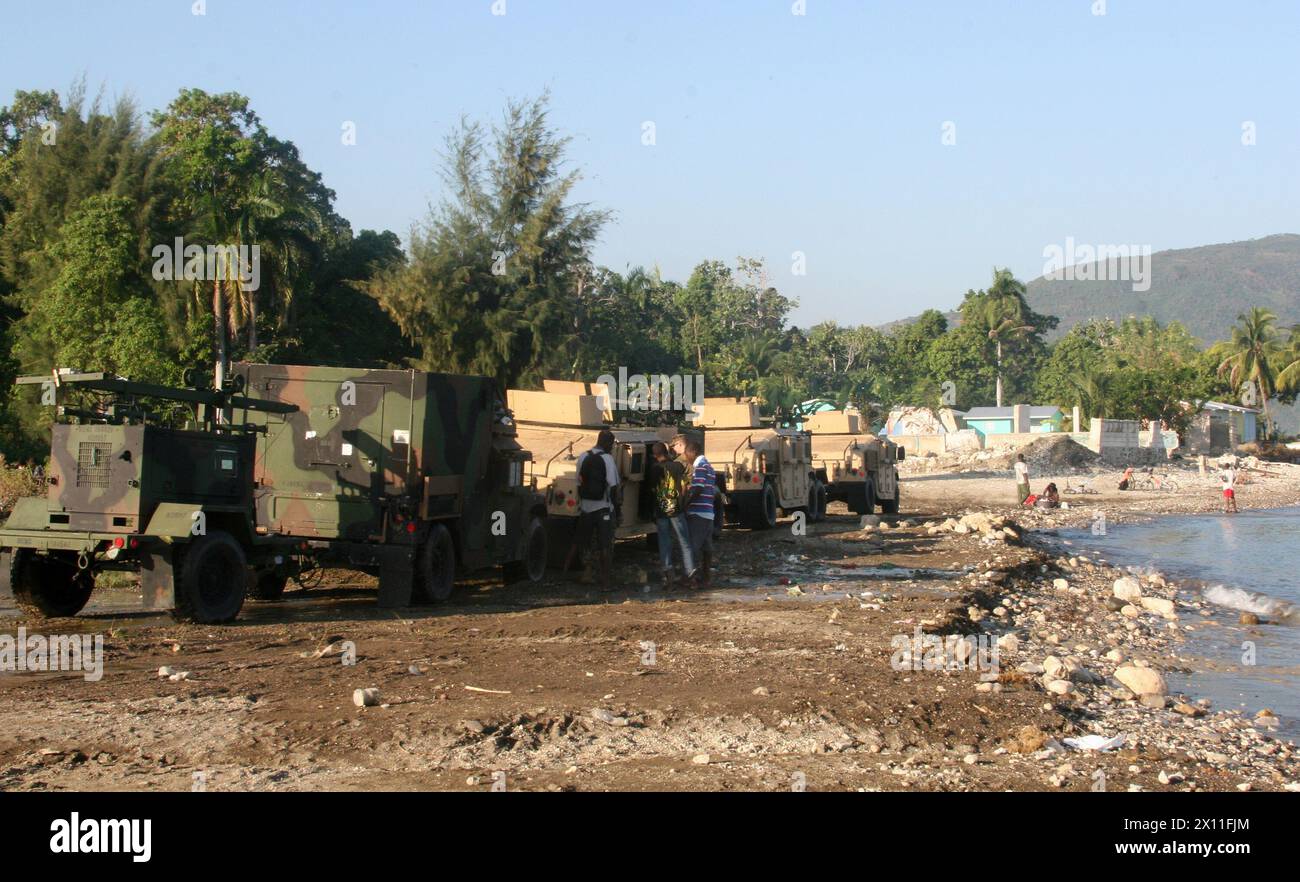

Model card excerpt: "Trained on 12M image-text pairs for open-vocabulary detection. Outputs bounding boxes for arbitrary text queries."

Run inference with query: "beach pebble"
[1112,577,1143,603]
[1114,664,1167,697]
[1140,597,1177,618]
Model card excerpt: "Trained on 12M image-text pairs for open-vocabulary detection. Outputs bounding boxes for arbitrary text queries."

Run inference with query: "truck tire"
[808,480,828,523]
[175,531,247,623]
[415,523,456,602]
[249,571,288,601]
[8,550,94,618]
[849,482,875,515]
[880,491,900,514]
[504,516,548,584]
[741,482,779,530]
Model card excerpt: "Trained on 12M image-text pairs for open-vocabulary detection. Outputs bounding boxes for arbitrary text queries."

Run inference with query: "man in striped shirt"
[674,434,716,588]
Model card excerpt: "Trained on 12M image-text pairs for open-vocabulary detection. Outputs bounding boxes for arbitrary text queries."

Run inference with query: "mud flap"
[376,545,416,608]
[141,547,178,610]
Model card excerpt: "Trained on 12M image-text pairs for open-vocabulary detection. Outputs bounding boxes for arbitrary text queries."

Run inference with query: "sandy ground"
[2,459,1298,792]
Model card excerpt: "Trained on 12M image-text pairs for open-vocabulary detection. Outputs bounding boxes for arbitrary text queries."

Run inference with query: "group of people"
[1015,456,1061,510]
[561,430,718,592]
[1016,452,1242,514]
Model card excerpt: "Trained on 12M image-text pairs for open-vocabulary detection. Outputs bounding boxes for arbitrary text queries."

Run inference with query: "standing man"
[649,441,694,588]
[1220,462,1239,514]
[677,434,717,588]
[1014,453,1031,505]
[564,429,621,591]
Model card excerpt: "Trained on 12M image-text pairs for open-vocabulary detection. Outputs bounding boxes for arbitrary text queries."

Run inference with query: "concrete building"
[962,405,1064,439]
[1183,401,1260,453]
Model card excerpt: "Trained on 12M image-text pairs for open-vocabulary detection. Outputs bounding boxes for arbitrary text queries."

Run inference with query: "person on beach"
[648,441,695,588]
[1219,463,1239,513]
[1117,466,1134,491]
[1014,454,1030,505]
[1035,482,1060,509]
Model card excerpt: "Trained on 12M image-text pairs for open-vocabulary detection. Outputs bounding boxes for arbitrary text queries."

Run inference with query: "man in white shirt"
[1220,464,1238,513]
[563,429,621,591]
[1014,453,1030,505]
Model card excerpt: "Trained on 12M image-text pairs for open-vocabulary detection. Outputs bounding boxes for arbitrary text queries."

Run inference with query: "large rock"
[1140,597,1177,618]
[1112,576,1143,603]
[1114,664,1167,697]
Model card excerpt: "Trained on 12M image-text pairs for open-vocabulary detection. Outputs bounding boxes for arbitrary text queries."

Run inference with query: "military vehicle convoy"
[696,397,824,529]
[507,380,675,562]
[0,364,549,623]
[803,409,904,514]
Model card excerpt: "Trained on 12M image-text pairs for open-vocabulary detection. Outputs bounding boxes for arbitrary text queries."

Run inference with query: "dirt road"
[2,473,1296,792]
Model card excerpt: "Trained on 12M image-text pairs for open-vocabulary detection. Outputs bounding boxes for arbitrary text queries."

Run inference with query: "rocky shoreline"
[905,506,1299,791]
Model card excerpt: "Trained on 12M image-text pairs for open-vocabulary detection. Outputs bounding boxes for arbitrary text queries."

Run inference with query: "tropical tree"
[1275,324,1300,396]
[370,92,610,388]
[1210,307,1284,437]
[956,269,1055,408]
[151,89,267,388]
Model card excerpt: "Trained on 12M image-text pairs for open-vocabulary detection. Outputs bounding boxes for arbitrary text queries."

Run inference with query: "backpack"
[578,449,611,501]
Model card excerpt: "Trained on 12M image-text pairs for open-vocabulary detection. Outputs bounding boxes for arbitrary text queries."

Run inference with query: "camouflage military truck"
[804,410,904,515]
[232,363,548,605]
[507,380,677,563]
[0,371,302,623]
[696,397,825,529]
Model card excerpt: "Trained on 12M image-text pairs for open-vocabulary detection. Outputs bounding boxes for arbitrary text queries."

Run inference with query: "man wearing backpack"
[649,441,694,589]
[563,429,621,591]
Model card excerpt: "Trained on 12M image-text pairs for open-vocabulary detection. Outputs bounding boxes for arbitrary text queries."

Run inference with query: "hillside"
[878,234,1300,345]
[1024,234,1300,343]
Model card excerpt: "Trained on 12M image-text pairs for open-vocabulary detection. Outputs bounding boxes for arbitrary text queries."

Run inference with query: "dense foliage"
[2,86,1298,461]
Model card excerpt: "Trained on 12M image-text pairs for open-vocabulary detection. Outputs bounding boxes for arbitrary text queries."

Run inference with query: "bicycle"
[1129,469,1180,492]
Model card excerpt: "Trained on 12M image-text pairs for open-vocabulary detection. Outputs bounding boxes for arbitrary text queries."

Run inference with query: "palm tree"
[1275,324,1300,396]
[733,333,781,396]
[1067,365,1113,424]
[1211,307,1283,438]
[967,269,1034,407]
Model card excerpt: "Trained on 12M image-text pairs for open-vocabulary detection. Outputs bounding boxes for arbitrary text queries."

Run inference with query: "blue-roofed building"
[962,406,1064,439]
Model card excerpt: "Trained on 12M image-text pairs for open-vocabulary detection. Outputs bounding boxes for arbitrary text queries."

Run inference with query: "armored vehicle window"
[214,449,239,474]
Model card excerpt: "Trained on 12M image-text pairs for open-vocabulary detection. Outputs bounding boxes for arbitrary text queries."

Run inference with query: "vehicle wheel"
[849,481,876,515]
[880,491,900,514]
[8,550,94,618]
[504,516,548,584]
[741,481,779,530]
[415,523,456,602]
[175,531,247,623]
[810,481,828,523]
[249,570,288,601]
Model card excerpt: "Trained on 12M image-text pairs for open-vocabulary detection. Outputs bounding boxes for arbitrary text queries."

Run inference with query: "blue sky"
[4,0,1297,326]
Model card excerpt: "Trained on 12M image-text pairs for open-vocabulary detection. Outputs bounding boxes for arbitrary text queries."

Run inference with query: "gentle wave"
[1203,584,1298,624]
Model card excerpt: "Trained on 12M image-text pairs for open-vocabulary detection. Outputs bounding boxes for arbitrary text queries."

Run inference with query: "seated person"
[1035,482,1060,509]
